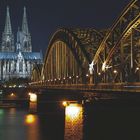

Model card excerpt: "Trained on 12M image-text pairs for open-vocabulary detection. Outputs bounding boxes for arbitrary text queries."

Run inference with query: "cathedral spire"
[4,6,12,34]
[22,7,29,34]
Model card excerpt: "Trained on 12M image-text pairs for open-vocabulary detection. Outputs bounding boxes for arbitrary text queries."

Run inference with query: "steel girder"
[92,0,140,83]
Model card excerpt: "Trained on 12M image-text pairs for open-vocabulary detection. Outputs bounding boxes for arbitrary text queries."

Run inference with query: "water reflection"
[25,114,36,124]
[0,109,4,115]
[24,114,39,140]
[8,108,16,115]
[65,104,83,140]
[0,100,140,140]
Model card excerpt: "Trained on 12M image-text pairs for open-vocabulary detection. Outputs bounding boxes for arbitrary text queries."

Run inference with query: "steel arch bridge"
[31,0,140,91]
[92,0,140,84]
[41,28,103,85]
[31,64,42,82]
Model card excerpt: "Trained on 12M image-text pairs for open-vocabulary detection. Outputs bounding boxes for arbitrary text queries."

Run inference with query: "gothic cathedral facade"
[0,7,43,81]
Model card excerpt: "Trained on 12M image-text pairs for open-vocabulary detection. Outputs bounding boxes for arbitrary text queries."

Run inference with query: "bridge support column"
[29,93,37,113]
[90,74,93,84]
[93,64,97,84]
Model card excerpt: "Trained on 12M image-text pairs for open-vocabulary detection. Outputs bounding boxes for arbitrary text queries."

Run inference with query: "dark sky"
[0,0,130,55]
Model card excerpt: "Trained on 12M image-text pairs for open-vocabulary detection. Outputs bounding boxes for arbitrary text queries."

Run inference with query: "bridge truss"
[31,0,140,86]
[92,0,140,83]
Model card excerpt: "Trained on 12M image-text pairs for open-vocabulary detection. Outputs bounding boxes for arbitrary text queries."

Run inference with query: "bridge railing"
[29,82,140,92]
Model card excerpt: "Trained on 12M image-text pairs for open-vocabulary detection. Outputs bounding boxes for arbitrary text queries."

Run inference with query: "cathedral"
[0,7,43,81]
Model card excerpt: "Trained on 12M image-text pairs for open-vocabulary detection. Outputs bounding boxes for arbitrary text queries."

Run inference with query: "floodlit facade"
[0,7,43,81]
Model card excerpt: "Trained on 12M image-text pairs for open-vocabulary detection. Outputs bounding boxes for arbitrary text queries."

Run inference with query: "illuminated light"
[65,104,83,140]
[63,77,65,80]
[89,61,94,74]
[113,70,117,74]
[10,93,15,97]
[48,80,50,82]
[76,76,79,78]
[55,79,57,81]
[51,79,53,82]
[86,74,89,77]
[102,62,106,71]
[62,101,69,107]
[136,67,139,70]
[13,85,16,88]
[69,76,71,79]
[59,78,61,80]
[98,72,101,75]
[29,93,37,102]
[25,114,35,124]
[65,104,82,120]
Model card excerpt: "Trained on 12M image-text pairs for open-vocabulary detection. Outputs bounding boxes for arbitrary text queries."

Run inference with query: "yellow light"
[62,101,68,107]
[25,114,35,124]
[102,62,106,71]
[136,67,139,70]
[10,93,15,97]
[30,93,37,102]
[86,74,89,77]
[65,104,82,120]
[76,76,79,78]
[65,104,83,139]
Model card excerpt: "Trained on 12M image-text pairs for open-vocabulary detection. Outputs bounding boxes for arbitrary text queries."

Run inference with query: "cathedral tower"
[1,6,14,52]
[21,7,32,52]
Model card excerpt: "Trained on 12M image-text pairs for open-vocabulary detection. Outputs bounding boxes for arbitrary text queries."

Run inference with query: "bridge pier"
[28,89,84,113]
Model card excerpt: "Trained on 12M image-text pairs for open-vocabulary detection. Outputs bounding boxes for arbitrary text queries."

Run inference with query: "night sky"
[0,0,130,56]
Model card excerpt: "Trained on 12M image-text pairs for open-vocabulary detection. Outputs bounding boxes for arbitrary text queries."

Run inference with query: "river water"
[0,100,140,140]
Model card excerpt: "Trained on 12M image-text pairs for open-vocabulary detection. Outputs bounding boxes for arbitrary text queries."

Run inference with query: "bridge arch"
[42,28,103,85]
[31,64,42,82]
[92,0,140,83]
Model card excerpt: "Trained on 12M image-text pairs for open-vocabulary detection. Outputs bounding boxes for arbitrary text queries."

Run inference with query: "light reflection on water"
[0,101,139,140]
[0,108,64,140]
[64,104,83,140]
[25,114,39,140]
[0,105,83,140]
[0,108,40,140]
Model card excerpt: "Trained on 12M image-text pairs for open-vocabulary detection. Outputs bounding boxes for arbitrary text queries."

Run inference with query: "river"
[0,100,140,140]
